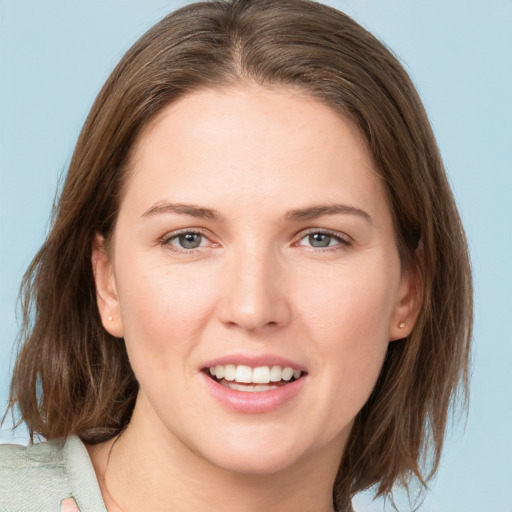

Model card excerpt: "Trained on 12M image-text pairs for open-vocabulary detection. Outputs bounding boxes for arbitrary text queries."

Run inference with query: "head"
[9,0,472,506]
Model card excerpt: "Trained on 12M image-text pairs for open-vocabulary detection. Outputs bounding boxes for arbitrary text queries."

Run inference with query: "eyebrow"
[141,202,222,221]
[141,201,372,224]
[286,203,373,223]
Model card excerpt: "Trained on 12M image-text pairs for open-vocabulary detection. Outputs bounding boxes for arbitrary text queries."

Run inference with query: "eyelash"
[159,228,352,254]
[159,228,216,254]
[294,229,352,252]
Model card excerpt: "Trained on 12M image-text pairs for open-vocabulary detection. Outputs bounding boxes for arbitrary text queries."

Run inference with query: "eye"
[295,230,351,250]
[161,230,214,252]
[305,233,336,248]
[174,232,205,249]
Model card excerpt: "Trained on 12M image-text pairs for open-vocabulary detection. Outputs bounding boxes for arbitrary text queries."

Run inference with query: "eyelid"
[293,228,353,249]
[158,227,351,254]
[159,227,219,252]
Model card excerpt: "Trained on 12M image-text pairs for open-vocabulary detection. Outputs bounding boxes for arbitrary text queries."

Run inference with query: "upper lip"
[201,354,306,372]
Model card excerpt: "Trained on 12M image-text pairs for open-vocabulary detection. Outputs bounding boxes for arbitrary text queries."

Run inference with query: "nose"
[217,245,292,333]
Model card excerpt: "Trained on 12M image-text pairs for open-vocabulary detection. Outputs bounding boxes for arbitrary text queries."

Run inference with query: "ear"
[91,234,124,338]
[388,260,422,342]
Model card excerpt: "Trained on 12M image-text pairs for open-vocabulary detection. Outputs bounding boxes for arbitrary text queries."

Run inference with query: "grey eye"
[308,233,333,247]
[177,233,203,249]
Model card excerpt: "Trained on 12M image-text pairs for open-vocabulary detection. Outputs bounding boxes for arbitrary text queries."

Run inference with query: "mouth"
[203,364,306,392]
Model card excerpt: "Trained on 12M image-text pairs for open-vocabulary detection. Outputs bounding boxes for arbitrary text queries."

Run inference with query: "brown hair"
[6,0,472,508]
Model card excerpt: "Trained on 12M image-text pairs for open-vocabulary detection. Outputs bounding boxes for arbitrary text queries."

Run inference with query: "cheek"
[298,261,398,418]
[114,258,218,375]
[300,259,398,344]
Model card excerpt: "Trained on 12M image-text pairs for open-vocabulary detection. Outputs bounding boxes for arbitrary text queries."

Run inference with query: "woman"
[0,1,472,511]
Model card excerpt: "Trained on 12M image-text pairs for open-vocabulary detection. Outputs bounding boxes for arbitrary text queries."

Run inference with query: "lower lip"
[200,372,306,414]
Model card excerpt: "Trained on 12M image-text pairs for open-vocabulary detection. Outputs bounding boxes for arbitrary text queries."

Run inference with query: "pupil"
[309,233,331,247]
[179,233,202,249]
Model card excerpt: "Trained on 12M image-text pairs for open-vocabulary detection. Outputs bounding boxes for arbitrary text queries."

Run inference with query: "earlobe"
[388,263,422,341]
[91,234,124,338]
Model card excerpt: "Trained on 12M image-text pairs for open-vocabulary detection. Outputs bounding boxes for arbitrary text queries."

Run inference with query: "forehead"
[122,85,387,220]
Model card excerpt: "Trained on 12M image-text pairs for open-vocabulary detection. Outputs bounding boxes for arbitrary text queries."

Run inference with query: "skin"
[89,85,419,512]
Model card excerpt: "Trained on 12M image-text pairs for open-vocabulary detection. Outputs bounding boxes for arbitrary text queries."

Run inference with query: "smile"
[208,364,303,391]
[201,361,307,413]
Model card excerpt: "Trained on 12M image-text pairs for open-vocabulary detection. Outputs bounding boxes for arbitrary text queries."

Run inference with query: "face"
[93,85,417,476]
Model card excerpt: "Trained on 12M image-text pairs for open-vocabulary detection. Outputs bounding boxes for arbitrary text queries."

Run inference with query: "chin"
[210,449,304,476]
[196,427,339,477]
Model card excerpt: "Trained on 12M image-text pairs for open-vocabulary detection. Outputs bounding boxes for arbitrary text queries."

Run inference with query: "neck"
[88,396,344,512]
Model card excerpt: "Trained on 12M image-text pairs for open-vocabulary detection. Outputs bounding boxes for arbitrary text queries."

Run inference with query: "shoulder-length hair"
[7,0,472,508]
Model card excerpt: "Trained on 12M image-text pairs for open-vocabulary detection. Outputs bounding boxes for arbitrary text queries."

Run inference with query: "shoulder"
[1,436,67,468]
[0,436,106,512]
[1,438,69,510]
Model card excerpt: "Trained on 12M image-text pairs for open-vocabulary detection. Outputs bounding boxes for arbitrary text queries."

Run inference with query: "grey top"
[1,436,355,512]
[0,436,107,512]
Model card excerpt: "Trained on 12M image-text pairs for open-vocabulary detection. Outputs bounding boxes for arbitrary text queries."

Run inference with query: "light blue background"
[1,1,511,511]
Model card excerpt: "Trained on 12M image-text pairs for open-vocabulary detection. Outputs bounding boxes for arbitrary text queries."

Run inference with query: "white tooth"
[224,364,236,381]
[282,367,294,381]
[215,365,225,379]
[269,365,283,382]
[293,369,301,379]
[235,365,253,383]
[209,367,216,377]
[252,366,271,384]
